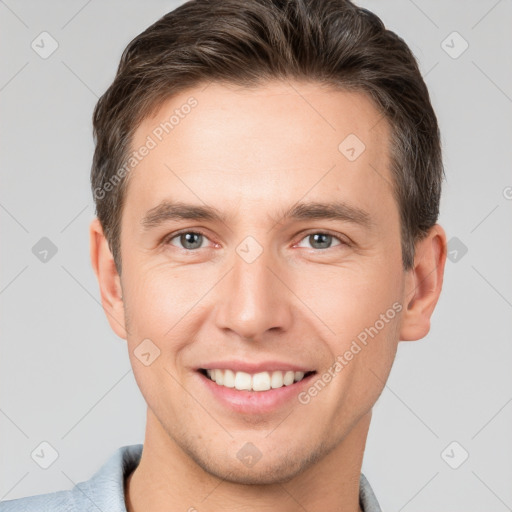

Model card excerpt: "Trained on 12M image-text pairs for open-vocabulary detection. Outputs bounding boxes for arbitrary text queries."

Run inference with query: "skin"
[90,81,447,512]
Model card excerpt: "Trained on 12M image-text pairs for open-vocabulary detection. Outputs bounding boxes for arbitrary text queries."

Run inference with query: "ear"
[399,224,447,341]
[89,218,127,339]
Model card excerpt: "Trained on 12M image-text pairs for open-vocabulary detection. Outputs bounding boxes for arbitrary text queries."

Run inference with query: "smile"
[200,368,315,392]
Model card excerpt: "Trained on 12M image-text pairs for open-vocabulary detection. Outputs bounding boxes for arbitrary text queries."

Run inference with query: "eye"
[165,231,210,251]
[163,230,348,252]
[295,232,347,250]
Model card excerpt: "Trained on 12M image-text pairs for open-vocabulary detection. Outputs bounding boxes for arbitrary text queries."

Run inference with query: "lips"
[197,368,316,414]
[194,360,317,413]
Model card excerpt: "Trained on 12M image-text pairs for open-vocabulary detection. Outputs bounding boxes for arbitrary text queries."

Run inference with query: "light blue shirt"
[0,444,382,511]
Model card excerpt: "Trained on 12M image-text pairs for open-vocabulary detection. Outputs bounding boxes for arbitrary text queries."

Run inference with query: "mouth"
[198,368,316,392]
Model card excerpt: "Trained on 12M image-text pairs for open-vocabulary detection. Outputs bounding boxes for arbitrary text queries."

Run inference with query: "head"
[90,0,446,485]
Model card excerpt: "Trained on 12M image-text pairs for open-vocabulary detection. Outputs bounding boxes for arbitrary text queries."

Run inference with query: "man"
[1,0,446,510]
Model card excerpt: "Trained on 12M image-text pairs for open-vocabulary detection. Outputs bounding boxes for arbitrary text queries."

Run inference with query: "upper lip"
[197,360,314,373]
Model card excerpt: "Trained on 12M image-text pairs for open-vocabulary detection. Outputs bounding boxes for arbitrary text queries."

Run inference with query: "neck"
[126,409,371,512]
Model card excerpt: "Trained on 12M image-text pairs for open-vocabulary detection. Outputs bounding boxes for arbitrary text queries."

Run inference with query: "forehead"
[124,81,395,226]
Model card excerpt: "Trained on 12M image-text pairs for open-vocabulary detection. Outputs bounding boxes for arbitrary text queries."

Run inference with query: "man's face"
[118,81,406,483]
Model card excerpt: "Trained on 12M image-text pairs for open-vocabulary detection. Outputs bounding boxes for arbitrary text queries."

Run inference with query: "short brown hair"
[91,0,443,273]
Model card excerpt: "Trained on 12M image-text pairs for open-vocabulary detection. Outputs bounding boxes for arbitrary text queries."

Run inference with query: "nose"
[213,241,293,342]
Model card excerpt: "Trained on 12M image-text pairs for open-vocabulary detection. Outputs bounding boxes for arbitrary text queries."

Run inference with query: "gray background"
[1,1,511,510]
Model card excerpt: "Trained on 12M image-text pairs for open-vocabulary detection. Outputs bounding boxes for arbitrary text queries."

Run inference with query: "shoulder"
[0,444,143,512]
[0,487,79,512]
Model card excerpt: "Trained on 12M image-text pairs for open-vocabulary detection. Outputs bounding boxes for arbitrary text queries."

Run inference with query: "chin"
[182,437,331,485]
[202,458,310,485]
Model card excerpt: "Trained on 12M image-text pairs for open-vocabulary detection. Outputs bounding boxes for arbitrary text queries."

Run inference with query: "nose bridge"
[214,237,291,340]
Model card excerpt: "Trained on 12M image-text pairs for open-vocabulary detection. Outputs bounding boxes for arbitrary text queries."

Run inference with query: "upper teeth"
[205,369,306,391]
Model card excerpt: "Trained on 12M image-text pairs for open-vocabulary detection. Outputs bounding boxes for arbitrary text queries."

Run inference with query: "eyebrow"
[141,199,373,230]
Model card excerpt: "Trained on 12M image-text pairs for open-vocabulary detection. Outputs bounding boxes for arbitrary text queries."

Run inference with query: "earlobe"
[89,218,127,339]
[399,224,447,341]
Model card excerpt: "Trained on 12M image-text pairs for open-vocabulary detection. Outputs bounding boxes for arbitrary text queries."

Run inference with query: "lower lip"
[196,371,316,415]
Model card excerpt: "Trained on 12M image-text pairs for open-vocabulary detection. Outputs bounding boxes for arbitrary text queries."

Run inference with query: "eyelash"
[162,229,350,251]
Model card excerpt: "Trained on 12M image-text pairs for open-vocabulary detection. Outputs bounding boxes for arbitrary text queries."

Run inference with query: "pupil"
[182,232,202,249]
[311,233,330,249]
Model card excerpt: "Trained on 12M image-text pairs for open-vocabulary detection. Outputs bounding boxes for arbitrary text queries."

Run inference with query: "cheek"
[292,251,404,410]
[122,263,216,399]
[335,260,403,412]
[122,267,195,412]
[291,255,403,340]
[123,263,207,337]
